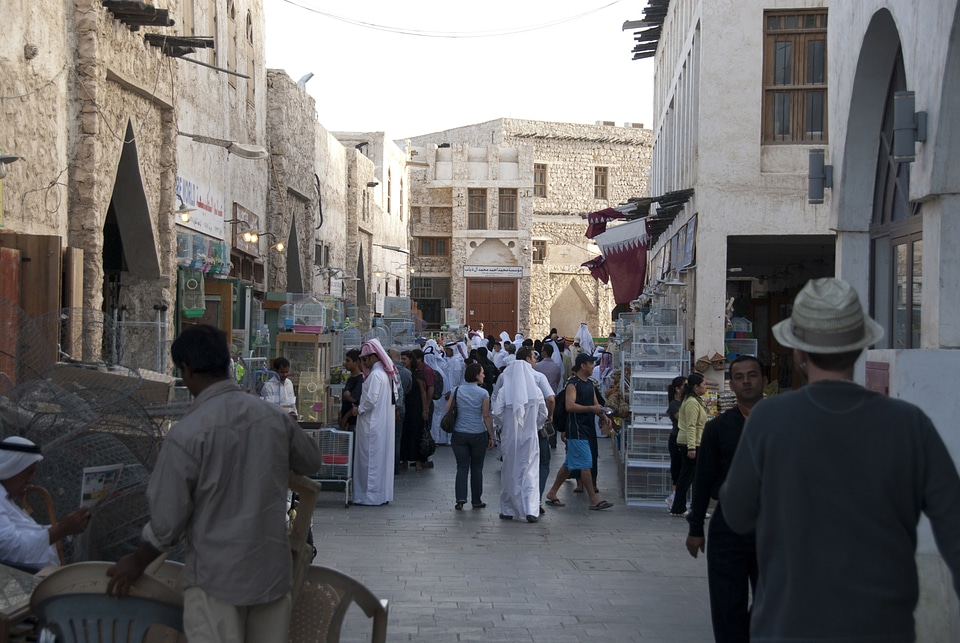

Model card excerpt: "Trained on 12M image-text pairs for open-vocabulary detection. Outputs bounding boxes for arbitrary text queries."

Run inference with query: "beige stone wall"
[406,118,650,339]
[0,0,72,235]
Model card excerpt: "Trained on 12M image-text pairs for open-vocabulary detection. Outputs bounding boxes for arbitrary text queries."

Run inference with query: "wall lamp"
[374,243,409,254]
[175,194,196,223]
[893,90,927,163]
[0,153,19,180]
[808,149,833,205]
[179,132,268,160]
[246,231,284,252]
[366,181,379,188]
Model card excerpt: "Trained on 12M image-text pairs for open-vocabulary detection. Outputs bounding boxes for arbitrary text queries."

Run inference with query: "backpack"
[431,368,444,400]
[553,377,574,433]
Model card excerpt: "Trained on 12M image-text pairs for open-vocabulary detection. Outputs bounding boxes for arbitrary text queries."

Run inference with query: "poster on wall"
[176,175,225,239]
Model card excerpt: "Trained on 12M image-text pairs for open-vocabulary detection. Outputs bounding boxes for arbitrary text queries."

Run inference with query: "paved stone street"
[310,436,714,642]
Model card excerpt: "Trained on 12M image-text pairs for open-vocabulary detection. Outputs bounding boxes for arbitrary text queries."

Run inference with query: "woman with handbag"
[446,363,494,510]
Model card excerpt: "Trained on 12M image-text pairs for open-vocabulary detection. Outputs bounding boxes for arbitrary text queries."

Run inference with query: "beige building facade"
[407,118,651,341]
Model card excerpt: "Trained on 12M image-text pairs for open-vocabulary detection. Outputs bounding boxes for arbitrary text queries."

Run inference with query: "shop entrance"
[726,235,836,392]
[466,279,517,337]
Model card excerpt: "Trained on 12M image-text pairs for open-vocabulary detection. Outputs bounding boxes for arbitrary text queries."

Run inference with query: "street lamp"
[179,132,268,160]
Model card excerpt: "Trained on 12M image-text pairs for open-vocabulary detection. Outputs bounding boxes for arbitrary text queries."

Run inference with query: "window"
[534,163,547,197]
[419,238,448,256]
[762,10,828,143]
[532,240,547,264]
[400,178,404,220]
[870,48,922,349]
[498,188,517,230]
[594,167,608,200]
[246,12,254,105]
[387,169,392,215]
[468,188,486,230]
[226,0,236,89]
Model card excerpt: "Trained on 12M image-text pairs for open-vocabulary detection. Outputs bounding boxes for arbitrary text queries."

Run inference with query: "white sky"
[263,0,655,140]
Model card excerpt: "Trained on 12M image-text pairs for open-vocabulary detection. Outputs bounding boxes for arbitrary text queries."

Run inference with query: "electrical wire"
[277,0,622,38]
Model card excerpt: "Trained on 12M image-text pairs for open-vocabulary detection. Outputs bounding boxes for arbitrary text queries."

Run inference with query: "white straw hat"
[772,278,884,354]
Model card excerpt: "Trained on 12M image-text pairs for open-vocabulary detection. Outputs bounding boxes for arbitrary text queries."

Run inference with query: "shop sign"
[176,175,224,239]
[463,265,523,278]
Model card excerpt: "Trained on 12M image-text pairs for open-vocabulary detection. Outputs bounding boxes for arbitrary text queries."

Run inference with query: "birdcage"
[304,428,353,508]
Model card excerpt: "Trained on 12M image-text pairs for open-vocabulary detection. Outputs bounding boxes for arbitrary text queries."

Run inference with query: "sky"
[263,0,655,140]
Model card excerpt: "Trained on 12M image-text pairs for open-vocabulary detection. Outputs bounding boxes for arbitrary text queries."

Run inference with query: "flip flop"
[545,498,565,506]
[573,488,584,493]
[589,501,613,511]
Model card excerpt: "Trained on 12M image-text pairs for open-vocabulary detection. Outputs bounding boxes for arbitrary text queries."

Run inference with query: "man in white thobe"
[350,338,397,506]
[492,358,547,523]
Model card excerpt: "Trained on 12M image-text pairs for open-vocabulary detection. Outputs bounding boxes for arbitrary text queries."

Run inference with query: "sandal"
[589,500,613,511]
[544,498,565,506]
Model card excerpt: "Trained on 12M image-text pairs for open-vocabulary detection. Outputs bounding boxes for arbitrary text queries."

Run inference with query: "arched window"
[870,47,922,349]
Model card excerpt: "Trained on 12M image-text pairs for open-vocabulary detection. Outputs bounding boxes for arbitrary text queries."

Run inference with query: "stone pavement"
[309,436,714,642]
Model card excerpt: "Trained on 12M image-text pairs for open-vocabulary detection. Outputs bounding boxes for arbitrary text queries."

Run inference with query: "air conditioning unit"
[595,120,617,127]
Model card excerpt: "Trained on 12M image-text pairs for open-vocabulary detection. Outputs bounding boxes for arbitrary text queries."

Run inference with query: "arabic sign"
[463,265,524,279]
[176,175,225,239]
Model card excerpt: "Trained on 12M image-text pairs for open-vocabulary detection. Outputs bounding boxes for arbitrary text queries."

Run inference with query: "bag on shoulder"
[440,387,459,433]
[431,368,444,400]
[552,378,574,433]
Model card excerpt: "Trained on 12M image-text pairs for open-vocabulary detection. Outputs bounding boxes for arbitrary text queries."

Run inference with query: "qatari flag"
[581,256,610,284]
[594,219,649,305]
[585,203,635,239]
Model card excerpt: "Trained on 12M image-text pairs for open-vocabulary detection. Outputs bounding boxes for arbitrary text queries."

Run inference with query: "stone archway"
[103,120,161,314]
[550,279,596,338]
[834,9,902,297]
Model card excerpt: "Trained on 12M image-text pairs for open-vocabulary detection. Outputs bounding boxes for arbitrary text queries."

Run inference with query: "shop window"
[870,47,922,349]
[498,188,517,230]
[419,238,448,256]
[468,188,486,230]
[762,10,828,143]
[594,167,608,200]
[534,163,547,197]
[532,240,547,264]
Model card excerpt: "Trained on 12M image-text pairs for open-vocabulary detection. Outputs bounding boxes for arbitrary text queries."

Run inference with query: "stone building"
[637,0,834,393]
[0,0,412,365]
[639,0,960,636]
[406,118,651,340]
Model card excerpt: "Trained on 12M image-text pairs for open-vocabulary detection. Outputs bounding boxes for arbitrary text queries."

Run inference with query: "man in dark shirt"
[339,349,363,430]
[686,355,765,643]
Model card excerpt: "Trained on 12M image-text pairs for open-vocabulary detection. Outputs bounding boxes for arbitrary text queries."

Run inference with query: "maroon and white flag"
[585,203,635,239]
[593,219,649,305]
[581,256,610,284]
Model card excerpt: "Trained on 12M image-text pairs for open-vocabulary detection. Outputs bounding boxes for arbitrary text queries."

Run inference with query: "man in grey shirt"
[534,343,563,448]
[107,325,323,642]
[721,279,960,642]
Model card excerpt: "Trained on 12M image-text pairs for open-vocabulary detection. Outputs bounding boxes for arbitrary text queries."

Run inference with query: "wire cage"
[304,428,353,508]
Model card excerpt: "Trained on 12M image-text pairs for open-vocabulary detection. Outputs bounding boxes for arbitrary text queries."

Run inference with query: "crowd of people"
[291,322,622,523]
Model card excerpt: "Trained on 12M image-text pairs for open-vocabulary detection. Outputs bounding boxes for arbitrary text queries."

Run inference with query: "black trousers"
[706,503,758,643]
[670,446,696,513]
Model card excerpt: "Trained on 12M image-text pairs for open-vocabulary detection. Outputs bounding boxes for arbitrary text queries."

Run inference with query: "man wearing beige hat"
[721,278,960,642]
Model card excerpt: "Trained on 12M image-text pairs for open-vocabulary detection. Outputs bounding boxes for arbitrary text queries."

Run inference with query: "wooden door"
[466,279,518,337]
